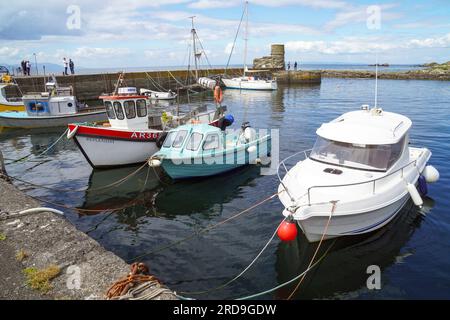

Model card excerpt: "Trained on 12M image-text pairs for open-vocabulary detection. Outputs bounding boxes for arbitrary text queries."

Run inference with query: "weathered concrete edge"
[0,177,177,300]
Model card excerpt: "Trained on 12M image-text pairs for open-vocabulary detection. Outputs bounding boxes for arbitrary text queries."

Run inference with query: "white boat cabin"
[311,106,412,173]
[100,87,159,130]
[22,80,78,117]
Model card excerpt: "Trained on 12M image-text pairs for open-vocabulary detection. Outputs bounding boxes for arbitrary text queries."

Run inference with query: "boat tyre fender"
[156,132,168,149]
[67,125,79,139]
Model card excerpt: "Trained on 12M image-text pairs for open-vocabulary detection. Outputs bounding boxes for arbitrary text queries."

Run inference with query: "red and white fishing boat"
[67,86,224,168]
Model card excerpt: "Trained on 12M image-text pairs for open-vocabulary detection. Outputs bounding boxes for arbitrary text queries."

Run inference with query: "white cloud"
[188,0,238,9]
[224,42,235,55]
[188,0,348,10]
[0,47,20,58]
[286,33,450,55]
[406,33,450,48]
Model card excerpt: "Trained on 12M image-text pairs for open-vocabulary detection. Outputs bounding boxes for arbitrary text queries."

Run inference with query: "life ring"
[67,125,79,139]
[156,131,168,149]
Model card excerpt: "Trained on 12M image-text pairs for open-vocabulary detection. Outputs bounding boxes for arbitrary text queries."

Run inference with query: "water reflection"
[82,165,161,212]
[155,165,263,216]
[275,197,434,299]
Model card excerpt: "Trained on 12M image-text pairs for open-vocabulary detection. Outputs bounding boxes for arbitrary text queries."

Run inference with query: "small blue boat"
[150,122,271,179]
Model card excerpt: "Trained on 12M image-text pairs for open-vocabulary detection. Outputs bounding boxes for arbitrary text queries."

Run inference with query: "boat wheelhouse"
[277,106,439,242]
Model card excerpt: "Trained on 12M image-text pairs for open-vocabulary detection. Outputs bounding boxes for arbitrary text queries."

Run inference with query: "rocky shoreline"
[320,61,450,81]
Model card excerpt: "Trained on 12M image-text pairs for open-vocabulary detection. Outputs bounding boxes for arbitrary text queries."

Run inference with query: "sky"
[0,0,449,68]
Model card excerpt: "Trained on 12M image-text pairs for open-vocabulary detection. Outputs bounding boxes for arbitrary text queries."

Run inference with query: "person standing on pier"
[294,61,298,71]
[20,60,26,76]
[25,61,31,76]
[63,57,68,75]
[69,59,75,75]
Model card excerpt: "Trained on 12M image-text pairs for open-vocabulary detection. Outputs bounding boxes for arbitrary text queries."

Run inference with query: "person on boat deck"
[294,61,298,71]
[214,80,223,107]
[287,61,291,70]
[69,59,75,75]
[63,57,68,75]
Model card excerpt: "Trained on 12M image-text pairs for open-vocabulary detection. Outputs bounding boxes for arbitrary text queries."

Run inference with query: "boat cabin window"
[203,134,220,150]
[310,136,406,171]
[172,130,188,148]
[105,101,116,119]
[113,101,124,120]
[163,132,176,148]
[123,100,136,119]
[185,132,203,151]
[136,99,147,117]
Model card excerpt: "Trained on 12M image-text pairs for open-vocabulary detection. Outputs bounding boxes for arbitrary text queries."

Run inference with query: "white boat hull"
[74,135,159,168]
[222,78,277,90]
[0,110,106,128]
[295,193,410,242]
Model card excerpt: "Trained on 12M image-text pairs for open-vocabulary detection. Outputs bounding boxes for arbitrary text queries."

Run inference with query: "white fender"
[247,145,257,153]
[148,158,161,167]
[407,183,423,208]
[67,125,78,139]
[422,165,439,183]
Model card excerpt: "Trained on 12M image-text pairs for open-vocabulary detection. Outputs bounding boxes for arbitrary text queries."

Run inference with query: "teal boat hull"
[160,137,271,180]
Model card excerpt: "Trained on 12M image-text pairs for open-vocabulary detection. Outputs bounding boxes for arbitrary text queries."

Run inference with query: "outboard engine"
[241,122,257,142]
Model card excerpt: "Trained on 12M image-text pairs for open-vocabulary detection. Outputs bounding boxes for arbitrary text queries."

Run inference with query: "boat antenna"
[189,16,199,81]
[374,53,378,108]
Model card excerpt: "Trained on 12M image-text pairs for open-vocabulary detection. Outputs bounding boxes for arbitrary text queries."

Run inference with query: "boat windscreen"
[310,136,405,171]
[185,132,203,151]
[172,130,188,148]
[105,101,116,119]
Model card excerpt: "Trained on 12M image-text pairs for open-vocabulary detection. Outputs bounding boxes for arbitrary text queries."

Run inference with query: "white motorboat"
[140,88,177,100]
[68,87,225,168]
[277,106,439,242]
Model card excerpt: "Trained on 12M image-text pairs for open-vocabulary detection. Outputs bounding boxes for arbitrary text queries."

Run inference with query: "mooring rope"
[286,200,337,299]
[6,161,148,194]
[5,128,69,165]
[127,190,284,262]
[173,200,338,300]
[175,239,336,301]
[178,216,288,296]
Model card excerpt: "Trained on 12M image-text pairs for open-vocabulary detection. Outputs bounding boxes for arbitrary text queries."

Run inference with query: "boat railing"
[277,149,312,202]
[277,149,419,206]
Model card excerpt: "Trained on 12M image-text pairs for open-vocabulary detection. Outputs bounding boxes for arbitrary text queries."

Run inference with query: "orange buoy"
[277,220,298,242]
[214,84,223,104]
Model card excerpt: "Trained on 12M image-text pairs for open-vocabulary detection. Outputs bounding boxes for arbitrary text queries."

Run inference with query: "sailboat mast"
[190,16,199,80]
[243,1,248,76]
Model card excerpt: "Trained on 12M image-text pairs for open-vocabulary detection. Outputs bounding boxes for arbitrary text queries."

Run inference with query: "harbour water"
[1,77,449,299]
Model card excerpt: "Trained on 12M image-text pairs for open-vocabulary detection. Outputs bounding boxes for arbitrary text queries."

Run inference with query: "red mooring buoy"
[277,220,298,242]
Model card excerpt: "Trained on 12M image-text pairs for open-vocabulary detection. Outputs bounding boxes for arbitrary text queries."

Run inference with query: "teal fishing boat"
[149,122,271,179]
